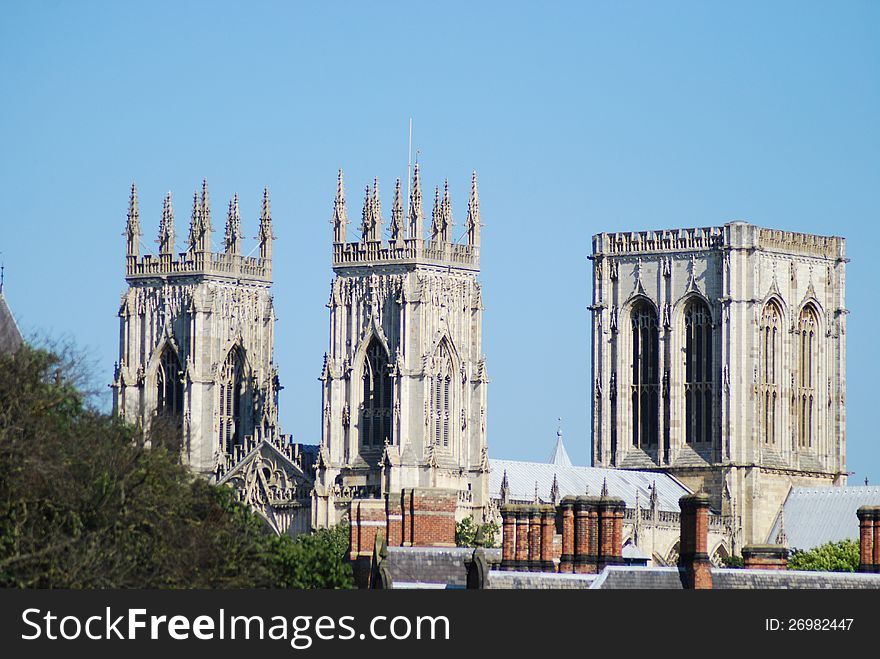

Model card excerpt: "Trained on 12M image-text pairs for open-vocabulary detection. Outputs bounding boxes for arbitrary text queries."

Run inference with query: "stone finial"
[550,473,559,505]
[224,193,242,256]
[466,170,480,248]
[258,187,274,261]
[332,169,349,243]
[200,178,212,231]
[500,469,509,504]
[390,177,404,244]
[125,182,141,258]
[360,181,382,242]
[158,191,175,255]
[600,478,609,497]
[187,191,201,252]
[408,162,424,239]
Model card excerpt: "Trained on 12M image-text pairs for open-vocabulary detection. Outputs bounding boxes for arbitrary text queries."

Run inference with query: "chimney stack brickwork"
[742,545,788,570]
[679,493,713,589]
[857,505,880,573]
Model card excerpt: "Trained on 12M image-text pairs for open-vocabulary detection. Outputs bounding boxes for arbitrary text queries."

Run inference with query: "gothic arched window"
[361,338,393,448]
[219,347,244,453]
[684,299,713,444]
[631,300,659,448]
[157,346,183,423]
[797,305,818,448]
[760,302,782,445]
[431,341,454,448]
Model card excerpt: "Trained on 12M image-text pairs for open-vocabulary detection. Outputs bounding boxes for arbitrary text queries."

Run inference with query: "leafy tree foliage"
[0,344,352,588]
[455,516,500,548]
[788,539,860,573]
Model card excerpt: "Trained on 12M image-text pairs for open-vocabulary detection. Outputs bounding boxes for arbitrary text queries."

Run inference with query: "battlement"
[123,180,274,283]
[330,166,481,272]
[332,237,479,270]
[593,222,845,260]
[592,226,724,256]
[126,250,272,282]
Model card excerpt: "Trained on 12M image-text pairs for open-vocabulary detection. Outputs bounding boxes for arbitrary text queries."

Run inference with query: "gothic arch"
[359,335,394,448]
[671,290,715,327]
[759,299,784,446]
[627,298,660,449]
[218,344,247,453]
[682,297,714,445]
[665,541,680,566]
[795,303,821,450]
[710,541,730,567]
[428,336,459,451]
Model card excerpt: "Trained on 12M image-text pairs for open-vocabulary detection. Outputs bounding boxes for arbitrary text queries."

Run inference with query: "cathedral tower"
[113,182,313,535]
[313,167,490,527]
[591,222,847,547]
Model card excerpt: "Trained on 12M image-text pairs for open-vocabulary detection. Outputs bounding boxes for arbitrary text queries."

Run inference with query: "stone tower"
[112,182,313,535]
[590,222,847,547]
[312,167,490,527]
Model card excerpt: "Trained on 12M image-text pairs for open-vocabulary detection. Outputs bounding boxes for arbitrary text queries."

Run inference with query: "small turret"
[125,182,141,260]
[225,193,242,256]
[258,187,274,261]
[360,180,382,242]
[187,179,213,253]
[408,163,424,240]
[158,191,175,256]
[390,177,404,244]
[431,181,452,243]
[466,171,481,248]
[332,169,349,244]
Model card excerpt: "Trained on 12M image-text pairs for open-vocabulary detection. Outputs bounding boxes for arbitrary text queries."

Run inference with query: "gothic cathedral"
[590,222,847,546]
[112,182,314,536]
[311,167,490,527]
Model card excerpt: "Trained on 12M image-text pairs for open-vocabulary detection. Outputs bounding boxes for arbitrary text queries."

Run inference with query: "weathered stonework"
[112,182,313,535]
[591,222,847,547]
[313,168,489,527]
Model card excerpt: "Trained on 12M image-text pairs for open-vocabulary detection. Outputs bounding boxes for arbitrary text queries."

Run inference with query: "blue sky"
[1,2,877,483]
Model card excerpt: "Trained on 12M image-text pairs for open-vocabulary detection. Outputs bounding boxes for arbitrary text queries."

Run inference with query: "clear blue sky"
[1,2,877,483]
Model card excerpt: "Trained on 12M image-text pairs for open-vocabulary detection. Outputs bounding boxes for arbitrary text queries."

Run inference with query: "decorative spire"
[389,177,404,244]
[548,419,572,467]
[187,179,212,253]
[600,478,609,497]
[360,180,382,242]
[466,170,481,248]
[187,191,201,252]
[158,191,175,255]
[534,481,539,504]
[125,182,140,258]
[500,469,509,504]
[550,473,559,505]
[200,178,212,232]
[430,185,442,241]
[439,180,453,242]
[332,169,349,243]
[258,187,274,261]
[224,193,242,255]
[407,162,424,239]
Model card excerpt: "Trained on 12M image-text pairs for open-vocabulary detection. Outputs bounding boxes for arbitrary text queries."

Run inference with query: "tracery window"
[156,346,183,424]
[431,341,454,448]
[797,305,818,448]
[684,299,713,444]
[760,302,781,445]
[631,301,659,447]
[219,347,244,452]
[361,338,393,447]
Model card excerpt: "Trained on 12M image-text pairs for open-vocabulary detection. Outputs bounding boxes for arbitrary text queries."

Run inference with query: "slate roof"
[588,566,880,589]
[489,458,691,512]
[547,431,572,467]
[0,292,23,354]
[766,486,880,550]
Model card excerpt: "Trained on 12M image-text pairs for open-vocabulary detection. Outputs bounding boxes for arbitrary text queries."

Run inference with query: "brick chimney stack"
[857,506,880,573]
[679,493,713,589]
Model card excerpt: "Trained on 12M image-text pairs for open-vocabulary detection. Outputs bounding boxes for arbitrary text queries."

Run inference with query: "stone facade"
[112,182,314,535]
[312,168,490,528]
[590,222,847,546]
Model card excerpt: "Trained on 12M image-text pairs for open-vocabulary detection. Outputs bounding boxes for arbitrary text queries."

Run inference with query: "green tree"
[0,343,352,588]
[788,539,860,573]
[455,516,500,548]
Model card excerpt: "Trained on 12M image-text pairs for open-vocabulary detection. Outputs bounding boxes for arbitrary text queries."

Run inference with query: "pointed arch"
[360,335,393,448]
[219,345,245,453]
[683,297,713,444]
[430,337,456,449]
[156,344,184,425]
[630,298,659,448]
[760,300,783,445]
[796,303,819,449]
